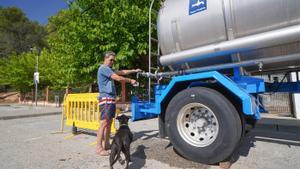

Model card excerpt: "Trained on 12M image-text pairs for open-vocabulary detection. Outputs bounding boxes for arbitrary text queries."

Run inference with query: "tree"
[2,52,35,94]
[1,1,162,94]
[0,7,49,93]
[0,7,47,58]
[46,0,160,89]
[0,48,63,94]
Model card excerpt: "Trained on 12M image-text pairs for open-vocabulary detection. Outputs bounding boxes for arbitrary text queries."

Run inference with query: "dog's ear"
[116,115,120,120]
[126,116,132,119]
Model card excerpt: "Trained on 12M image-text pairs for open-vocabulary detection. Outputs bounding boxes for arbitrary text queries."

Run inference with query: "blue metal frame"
[131,96,158,121]
[266,82,300,93]
[230,76,265,93]
[132,71,265,121]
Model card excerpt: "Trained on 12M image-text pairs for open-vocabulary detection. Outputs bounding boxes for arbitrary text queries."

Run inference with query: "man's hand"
[130,79,137,86]
[115,69,143,75]
[133,69,142,73]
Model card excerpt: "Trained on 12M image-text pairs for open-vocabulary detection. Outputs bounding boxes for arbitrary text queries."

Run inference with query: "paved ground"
[0,105,300,169]
[0,104,61,120]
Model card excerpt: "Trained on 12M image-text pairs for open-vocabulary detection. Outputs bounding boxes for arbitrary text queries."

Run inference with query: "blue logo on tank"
[189,0,207,15]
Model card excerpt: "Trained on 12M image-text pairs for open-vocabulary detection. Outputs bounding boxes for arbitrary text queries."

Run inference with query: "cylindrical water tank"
[158,0,300,72]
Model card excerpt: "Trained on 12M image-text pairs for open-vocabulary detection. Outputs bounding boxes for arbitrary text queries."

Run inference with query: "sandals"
[104,145,111,150]
[96,149,110,156]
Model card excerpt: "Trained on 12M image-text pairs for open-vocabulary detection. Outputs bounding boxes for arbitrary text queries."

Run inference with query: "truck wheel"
[165,87,242,164]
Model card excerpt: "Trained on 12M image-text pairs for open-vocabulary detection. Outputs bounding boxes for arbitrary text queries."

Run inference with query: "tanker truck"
[131,0,300,164]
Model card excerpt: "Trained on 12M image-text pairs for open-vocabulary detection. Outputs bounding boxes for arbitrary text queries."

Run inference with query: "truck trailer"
[131,0,300,164]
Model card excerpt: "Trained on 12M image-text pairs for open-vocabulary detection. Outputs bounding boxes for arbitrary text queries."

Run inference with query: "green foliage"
[2,52,35,94]
[1,1,161,93]
[47,0,160,88]
[0,7,47,58]
[0,7,49,93]
[0,48,65,93]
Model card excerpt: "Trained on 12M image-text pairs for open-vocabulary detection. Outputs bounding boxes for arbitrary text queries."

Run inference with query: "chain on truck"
[131,0,300,164]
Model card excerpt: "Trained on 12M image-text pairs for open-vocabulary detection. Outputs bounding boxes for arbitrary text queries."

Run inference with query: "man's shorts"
[99,98,116,120]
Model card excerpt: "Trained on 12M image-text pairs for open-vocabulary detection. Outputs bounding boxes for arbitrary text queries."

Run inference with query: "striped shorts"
[98,97,116,120]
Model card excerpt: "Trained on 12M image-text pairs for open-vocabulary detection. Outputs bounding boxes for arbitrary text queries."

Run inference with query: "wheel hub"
[177,103,219,147]
[195,118,207,128]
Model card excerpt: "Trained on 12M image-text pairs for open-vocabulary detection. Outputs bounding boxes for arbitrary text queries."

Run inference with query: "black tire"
[165,87,242,164]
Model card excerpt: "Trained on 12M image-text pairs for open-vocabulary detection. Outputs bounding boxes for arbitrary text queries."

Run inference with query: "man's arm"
[110,73,137,85]
[114,69,142,76]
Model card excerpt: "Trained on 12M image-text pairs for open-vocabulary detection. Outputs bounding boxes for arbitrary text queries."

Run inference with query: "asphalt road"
[0,106,300,169]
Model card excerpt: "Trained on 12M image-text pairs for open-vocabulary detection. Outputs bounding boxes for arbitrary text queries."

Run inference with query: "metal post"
[121,81,126,103]
[45,86,49,104]
[233,67,241,80]
[35,49,40,106]
[148,0,155,102]
[288,73,295,117]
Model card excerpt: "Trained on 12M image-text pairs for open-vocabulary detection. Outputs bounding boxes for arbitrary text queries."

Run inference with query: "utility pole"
[34,48,40,107]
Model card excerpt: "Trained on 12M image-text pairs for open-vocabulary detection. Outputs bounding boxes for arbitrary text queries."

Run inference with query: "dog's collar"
[119,124,128,127]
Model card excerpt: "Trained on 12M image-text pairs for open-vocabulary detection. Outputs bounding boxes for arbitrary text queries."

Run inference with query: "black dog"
[110,114,133,169]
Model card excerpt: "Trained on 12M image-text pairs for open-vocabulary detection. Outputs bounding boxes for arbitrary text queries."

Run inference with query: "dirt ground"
[0,92,19,103]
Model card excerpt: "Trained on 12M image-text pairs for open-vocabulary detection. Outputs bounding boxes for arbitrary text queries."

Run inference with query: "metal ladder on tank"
[148,0,160,102]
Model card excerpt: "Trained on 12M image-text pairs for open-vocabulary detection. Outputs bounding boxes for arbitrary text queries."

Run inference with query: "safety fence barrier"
[63,93,118,133]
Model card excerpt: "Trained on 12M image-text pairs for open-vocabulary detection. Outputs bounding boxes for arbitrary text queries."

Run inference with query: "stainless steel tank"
[157,0,300,73]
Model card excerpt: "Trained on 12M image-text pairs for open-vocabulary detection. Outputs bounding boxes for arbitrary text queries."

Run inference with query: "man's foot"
[96,149,110,156]
[102,142,111,150]
[104,144,111,150]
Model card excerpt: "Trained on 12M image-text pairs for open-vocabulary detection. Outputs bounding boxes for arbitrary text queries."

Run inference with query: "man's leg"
[103,119,113,150]
[103,103,116,150]
[96,119,109,155]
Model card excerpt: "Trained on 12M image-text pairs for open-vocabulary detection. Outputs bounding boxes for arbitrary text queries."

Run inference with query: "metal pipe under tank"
[159,24,300,66]
[140,53,300,79]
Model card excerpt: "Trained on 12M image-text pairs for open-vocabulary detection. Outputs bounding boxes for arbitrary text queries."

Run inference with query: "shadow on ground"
[130,130,210,169]
[69,120,300,169]
[130,128,300,168]
[130,145,147,169]
[230,129,300,164]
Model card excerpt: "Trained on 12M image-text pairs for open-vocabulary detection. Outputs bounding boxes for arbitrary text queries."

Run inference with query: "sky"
[0,0,69,25]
